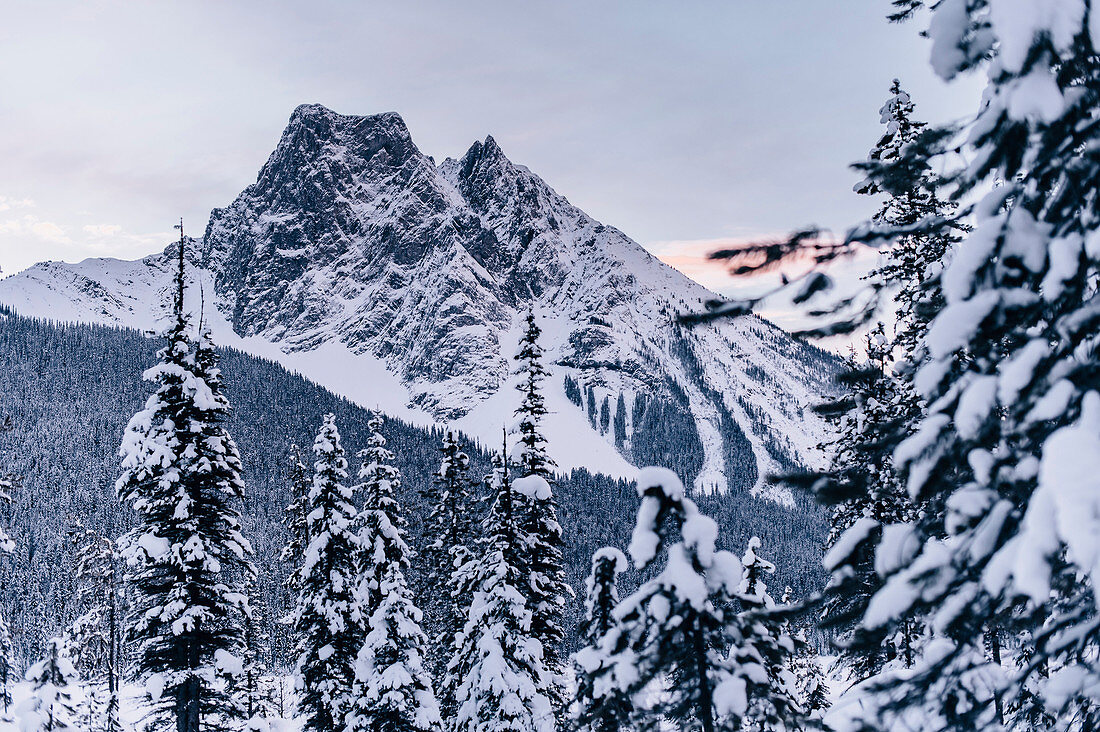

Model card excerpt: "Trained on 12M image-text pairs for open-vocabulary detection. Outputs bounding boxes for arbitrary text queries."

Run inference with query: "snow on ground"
[454,310,637,479]
[0,257,638,480]
[0,229,835,497]
[0,679,301,732]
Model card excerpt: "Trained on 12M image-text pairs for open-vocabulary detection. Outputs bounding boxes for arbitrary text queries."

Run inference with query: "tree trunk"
[986,627,1003,725]
[690,618,716,732]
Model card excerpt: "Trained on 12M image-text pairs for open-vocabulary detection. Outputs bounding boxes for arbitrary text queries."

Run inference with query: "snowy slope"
[0,105,838,494]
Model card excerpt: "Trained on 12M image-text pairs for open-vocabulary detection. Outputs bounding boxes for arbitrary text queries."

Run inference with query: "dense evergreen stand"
[418,429,477,718]
[448,448,555,732]
[578,468,802,731]
[347,412,440,732]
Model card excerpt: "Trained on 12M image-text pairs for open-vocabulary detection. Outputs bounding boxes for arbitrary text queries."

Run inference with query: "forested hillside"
[0,306,827,667]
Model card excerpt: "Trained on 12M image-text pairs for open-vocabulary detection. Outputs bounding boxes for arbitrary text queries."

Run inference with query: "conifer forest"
[3,1,1100,730]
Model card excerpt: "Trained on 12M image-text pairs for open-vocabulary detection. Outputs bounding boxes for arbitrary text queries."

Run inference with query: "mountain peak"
[479,134,503,156]
[457,134,512,173]
[1,105,839,496]
[246,105,423,203]
[284,105,413,147]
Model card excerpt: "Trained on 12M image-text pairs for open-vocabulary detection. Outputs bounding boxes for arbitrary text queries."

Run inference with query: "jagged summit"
[0,105,839,494]
[286,104,413,142]
[455,134,509,170]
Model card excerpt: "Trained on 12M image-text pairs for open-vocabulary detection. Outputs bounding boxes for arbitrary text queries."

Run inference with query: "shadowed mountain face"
[0,104,841,494]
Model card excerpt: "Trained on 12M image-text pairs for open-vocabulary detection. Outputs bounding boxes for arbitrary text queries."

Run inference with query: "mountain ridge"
[0,104,840,496]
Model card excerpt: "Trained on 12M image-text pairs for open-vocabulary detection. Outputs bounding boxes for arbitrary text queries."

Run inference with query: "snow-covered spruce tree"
[447,450,554,732]
[116,237,255,732]
[354,410,408,610]
[775,588,830,722]
[0,459,14,721]
[572,547,632,732]
[66,523,122,732]
[0,421,16,722]
[289,413,364,732]
[581,547,628,645]
[809,83,953,689]
[0,615,12,721]
[417,428,476,713]
[241,582,270,723]
[281,443,311,586]
[812,327,920,683]
[346,410,441,732]
[738,537,776,607]
[513,309,555,481]
[276,442,312,670]
[854,78,959,361]
[582,467,799,731]
[347,563,440,732]
[790,629,829,721]
[17,637,80,732]
[736,537,801,731]
[0,470,12,557]
[774,3,1100,728]
[511,308,570,713]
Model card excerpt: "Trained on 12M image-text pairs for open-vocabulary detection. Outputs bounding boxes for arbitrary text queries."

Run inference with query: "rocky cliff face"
[0,104,840,495]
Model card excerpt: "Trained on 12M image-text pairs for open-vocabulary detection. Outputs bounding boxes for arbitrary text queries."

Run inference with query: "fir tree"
[66,523,122,732]
[584,467,798,731]
[354,411,408,611]
[447,450,554,732]
[813,297,920,681]
[586,386,598,430]
[737,537,801,731]
[572,547,632,732]
[347,410,441,732]
[418,428,476,714]
[812,333,917,683]
[17,637,80,732]
[580,548,627,643]
[844,8,1100,728]
[289,414,363,732]
[511,309,570,714]
[0,416,16,722]
[241,582,270,723]
[693,5,1100,728]
[347,564,440,732]
[0,467,12,556]
[116,233,255,732]
[789,89,951,698]
[854,78,958,360]
[281,443,311,585]
[513,309,555,481]
[0,452,14,721]
[808,88,951,683]
[613,393,627,449]
[737,537,776,607]
[0,613,12,721]
[790,630,829,721]
[278,442,313,671]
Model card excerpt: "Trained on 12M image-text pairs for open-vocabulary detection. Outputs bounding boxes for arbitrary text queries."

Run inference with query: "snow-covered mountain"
[0,104,838,495]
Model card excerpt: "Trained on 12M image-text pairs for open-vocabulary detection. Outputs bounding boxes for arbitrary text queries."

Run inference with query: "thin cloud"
[0,215,72,245]
[649,235,884,349]
[82,223,124,238]
[0,196,36,212]
[0,211,173,275]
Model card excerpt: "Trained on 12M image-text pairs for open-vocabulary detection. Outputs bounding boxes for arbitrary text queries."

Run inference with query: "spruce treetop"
[513,308,555,480]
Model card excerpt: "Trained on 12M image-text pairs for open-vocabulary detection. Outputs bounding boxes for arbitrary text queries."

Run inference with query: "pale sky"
[0,1,979,305]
